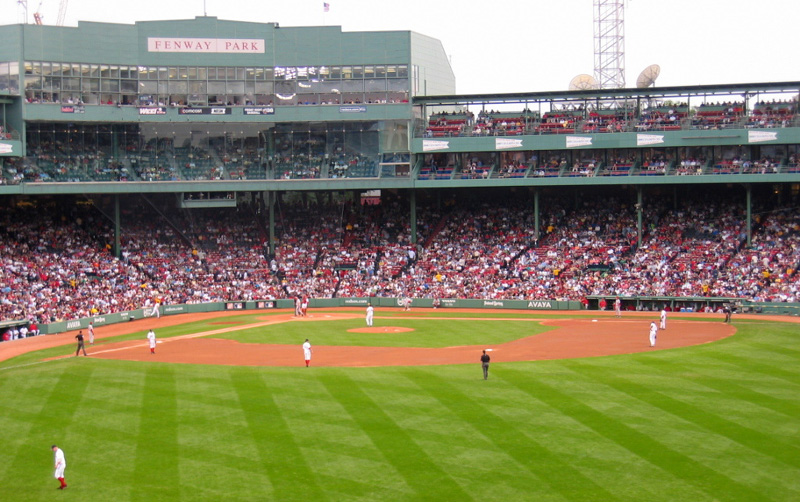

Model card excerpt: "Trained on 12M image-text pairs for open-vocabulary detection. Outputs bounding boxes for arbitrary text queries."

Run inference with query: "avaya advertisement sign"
[147,38,265,53]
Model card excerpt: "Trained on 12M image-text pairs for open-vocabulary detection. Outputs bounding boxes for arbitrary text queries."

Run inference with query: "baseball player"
[302,339,312,367]
[365,303,374,327]
[294,297,302,317]
[152,300,160,319]
[147,329,157,354]
[88,322,95,344]
[614,297,621,317]
[660,308,667,330]
[649,321,658,347]
[52,445,67,490]
[301,295,309,317]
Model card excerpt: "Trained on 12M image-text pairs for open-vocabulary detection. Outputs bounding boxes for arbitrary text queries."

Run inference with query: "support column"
[268,191,276,255]
[410,190,417,245]
[113,194,121,259]
[673,185,678,210]
[534,189,540,244]
[636,188,643,247]
[746,184,752,247]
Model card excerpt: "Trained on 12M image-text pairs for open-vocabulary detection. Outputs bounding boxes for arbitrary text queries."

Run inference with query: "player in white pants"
[365,303,374,327]
[52,445,67,490]
[303,339,312,367]
[649,321,658,347]
[660,308,667,330]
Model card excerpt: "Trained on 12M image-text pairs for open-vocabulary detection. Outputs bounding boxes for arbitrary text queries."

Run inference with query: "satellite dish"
[569,74,599,91]
[636,64,661,88]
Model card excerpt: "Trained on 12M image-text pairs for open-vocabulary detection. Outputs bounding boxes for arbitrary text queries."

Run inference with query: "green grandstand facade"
[0,16,798,195]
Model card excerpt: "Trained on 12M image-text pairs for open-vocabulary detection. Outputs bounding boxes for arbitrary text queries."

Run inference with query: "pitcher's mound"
[348,326,415,333]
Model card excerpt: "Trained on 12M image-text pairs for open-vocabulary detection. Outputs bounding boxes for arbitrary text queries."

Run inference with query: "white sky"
[3,0,799,95]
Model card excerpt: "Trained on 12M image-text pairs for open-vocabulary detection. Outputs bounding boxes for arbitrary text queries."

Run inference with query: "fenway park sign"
[147,38,265,53]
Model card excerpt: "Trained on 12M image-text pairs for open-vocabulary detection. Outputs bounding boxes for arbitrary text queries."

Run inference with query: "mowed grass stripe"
[131,366,180,502]
[230,368,327,501]
[502,366,765,502]
[578,361,800,465]
[698,351,800,385]
[322,371,473,501]
[400,368,619,502]
[613,357,800,500]
[631,354,800,423]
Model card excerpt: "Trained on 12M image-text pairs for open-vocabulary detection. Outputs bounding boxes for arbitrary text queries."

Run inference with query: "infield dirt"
[0,308,752,367]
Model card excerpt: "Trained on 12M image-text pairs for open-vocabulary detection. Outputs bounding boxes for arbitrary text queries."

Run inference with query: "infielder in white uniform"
[660,309,667,330]
[649,321,658,347]
[614,297,621,318]
[365,303,374,327]
[152,302,160,319]
[52,445,67,490]
[303,339,312,367]
[147,329,157,354]
[88,322,95,344]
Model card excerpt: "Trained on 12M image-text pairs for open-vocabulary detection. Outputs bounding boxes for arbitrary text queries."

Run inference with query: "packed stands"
[2,187,798,328]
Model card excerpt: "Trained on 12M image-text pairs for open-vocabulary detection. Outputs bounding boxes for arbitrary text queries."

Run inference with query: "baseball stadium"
[1,5,799,502]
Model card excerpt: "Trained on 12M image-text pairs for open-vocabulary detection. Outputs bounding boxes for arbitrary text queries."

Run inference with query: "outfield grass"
[0,315,798,501]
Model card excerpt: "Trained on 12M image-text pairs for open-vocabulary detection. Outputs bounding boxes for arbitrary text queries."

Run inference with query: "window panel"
[226,81,244,94]
[63,78,80,91]
[365,79,386,92]
[170,81,188,93]
[190,81,207,94]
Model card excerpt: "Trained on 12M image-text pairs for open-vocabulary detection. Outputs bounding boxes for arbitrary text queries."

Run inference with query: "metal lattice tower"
[593,0,625,89]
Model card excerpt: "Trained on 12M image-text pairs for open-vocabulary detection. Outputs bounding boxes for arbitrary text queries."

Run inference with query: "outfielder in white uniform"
[649,321,658,347]
[88,322,95,344]
[303,339,312,367]
[614,298,621,318]
[660,309,667,330]
[366,303,374,327]
[152,302,160,319]
[52,445,67,490]
[147,329,157,354]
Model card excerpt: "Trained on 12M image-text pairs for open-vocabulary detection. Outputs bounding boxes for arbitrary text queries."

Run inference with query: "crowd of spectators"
[1,191,799,332]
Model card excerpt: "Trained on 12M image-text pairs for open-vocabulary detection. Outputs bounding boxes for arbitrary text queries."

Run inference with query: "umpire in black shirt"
[481,350,490,380]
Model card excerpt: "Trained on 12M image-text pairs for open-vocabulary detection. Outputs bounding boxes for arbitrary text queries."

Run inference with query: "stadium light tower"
[593,0,625,89]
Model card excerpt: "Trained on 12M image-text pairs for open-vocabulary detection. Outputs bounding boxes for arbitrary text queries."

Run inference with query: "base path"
[4,309,747,368]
